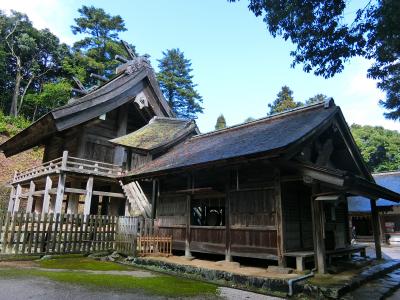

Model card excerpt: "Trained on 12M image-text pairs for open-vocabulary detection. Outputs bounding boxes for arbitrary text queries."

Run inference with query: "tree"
[351,124,400,172]
[306,94,329,105]
[268,85,302,115]
[70,6,133,84]
[215,114,227,130]
[157,49,203,119]
[244,117,255,122]
[1,11,66,116]
[229,0,400,120]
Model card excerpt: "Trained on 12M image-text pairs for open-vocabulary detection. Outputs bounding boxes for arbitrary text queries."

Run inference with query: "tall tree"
[306,94,329,105]
[268,85,302,115]
[70,6,133,84]
[351,124,400,172]
[157,48,203,119]
[215,114,227,130]
[230,0,400,121]
[1,11,66,116]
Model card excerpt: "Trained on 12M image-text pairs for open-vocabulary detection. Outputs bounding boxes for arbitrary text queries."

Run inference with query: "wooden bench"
[285,245,367,271]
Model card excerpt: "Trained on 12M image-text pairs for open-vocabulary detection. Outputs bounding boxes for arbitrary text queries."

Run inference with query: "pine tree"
[157,49,203,119]
[268,86,302,115]
[215,114,227,130]
[70,6,133,84]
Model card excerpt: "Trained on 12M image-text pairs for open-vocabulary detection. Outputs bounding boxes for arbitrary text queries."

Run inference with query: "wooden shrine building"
[1,49,400,274]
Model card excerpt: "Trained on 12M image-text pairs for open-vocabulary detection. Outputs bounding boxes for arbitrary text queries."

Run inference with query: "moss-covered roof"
[110,117,195,152]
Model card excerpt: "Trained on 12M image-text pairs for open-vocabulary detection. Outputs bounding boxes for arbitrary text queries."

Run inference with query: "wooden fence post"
[13,185,22,213]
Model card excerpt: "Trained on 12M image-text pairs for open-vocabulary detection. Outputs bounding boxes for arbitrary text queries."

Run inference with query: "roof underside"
[348,172,400,211]
[0,65,173,157]
[110,117,195,152]
[126,102,339,177]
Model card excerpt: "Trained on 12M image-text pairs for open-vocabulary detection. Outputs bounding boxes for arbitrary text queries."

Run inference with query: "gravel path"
[0,277,163,300]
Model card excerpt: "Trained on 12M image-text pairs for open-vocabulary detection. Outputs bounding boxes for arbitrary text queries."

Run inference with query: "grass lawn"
[38,256,135,271]
[0,256,219,298]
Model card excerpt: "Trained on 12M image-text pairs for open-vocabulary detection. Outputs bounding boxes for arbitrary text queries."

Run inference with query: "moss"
[0,268,218,297]
[0,254,41,261]
[38,257,135,271]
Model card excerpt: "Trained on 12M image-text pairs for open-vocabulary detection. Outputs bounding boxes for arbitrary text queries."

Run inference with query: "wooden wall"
[282,182,313,251]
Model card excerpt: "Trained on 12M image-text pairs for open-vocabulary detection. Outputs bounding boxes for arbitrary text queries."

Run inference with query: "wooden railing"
[13,151,124,183]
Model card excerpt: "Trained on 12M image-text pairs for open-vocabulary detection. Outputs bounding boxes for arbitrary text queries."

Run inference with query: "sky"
[1,0,399,133]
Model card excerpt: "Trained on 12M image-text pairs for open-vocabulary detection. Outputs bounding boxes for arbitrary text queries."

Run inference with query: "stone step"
[342,268,400,300]
[298,260,400,299]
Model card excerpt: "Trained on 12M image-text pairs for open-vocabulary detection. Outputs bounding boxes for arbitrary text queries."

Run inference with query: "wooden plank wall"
[282,182,313,251]
[230,189,278,258]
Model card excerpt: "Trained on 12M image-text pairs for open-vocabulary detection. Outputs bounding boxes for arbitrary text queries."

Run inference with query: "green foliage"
[230,0,400,120]
[157,48,203,119]
[215,114,227,130]
[244,117,256,122]
[351,124,400,172]
[306,94,329,105]
[23,80,72,120]
[71,6,132,83]
[268,85,302,115]
[0,110,30,136]
[0,10,69,116]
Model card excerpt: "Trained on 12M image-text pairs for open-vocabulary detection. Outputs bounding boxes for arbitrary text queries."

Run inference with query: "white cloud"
[0,0,76,45]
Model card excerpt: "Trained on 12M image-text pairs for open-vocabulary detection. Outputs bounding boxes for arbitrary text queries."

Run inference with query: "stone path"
[218,287,282,300]
[343,268,400,300]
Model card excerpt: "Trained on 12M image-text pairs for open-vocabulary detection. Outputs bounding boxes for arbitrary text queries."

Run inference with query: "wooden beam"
[92,191,125,198]
[54,173,66,214]
[311,183,327,274]
[26,181,35,213]
[65,187,86,194]
[274,168,286,267]
[84,176,94,215]
[370,199,382,259]
[13,184,22,213]
[42,176,52,214]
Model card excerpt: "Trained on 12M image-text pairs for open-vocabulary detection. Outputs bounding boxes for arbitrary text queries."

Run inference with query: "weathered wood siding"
[230,189,278,258]
[282,182,313,251]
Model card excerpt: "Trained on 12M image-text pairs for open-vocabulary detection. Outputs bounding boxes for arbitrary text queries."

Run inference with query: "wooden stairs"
[119,181,152,218]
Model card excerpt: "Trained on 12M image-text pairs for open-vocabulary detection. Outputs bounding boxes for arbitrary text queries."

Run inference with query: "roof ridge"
[192,101,331,140]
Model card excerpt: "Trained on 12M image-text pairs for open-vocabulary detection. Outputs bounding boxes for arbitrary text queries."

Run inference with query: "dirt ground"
[144,255,299,279]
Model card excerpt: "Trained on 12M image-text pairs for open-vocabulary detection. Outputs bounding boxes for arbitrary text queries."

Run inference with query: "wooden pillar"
[311,183,327,274]
[26,181,36,213]
[379,214,388,244]
[370,199,382,259]
[185,175,193,258]
[54,173,66,214]
[12,184,22,213]
[7,185,16,212]
[84,176,94,216]
[274,168,286,267]
[151,179,157,219]
[225,183,232,262]
[42,176,53,214]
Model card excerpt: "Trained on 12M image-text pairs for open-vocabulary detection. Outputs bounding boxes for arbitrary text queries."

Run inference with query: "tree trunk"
[10,68,21,116]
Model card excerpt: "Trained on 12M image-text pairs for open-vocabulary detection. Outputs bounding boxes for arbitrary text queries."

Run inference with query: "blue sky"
[1,0,399,132]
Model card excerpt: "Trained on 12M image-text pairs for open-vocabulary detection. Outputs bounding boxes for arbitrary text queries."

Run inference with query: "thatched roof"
[110,117,197,153]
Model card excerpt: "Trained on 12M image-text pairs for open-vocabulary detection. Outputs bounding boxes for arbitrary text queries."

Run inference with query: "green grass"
[0,268,218,297]
[38,257,135,271]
